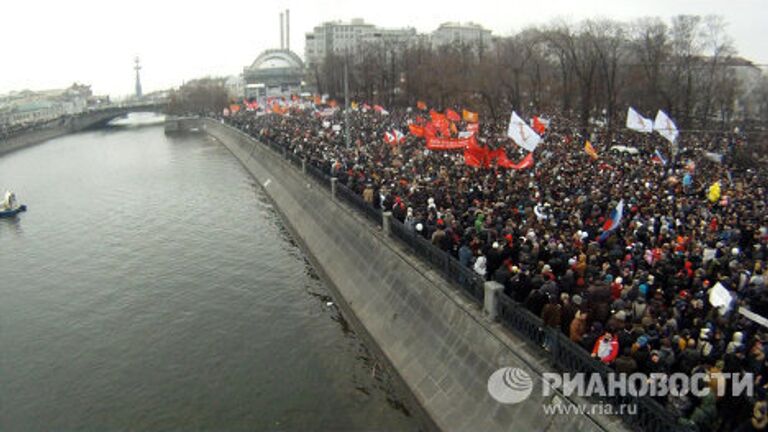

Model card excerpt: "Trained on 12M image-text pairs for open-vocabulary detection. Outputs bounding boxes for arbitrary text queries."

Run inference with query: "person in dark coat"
[525,288,548,317]
[614,347,639,374]
[560,293,577,336]
[541,295,563,329]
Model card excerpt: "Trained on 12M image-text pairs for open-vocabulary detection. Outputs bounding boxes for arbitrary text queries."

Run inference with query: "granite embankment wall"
[0,112,119,156]
[198,118,625,432]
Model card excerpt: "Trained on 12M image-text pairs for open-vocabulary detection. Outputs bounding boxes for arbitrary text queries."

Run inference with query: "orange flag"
[416,100,427,111]
[462,109,478,123]
[584,141,599,160]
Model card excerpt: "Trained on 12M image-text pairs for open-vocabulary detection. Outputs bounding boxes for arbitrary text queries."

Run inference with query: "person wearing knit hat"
[637,335,649,348]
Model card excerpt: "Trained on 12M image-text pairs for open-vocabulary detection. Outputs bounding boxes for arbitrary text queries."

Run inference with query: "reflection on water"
[107,111,167,127]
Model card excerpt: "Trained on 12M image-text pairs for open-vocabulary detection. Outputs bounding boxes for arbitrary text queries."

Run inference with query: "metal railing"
[305,163,330,188]
[231,122,690,432]
[496,292,692,432]
[335,183,383,225]
[389,217,484,302]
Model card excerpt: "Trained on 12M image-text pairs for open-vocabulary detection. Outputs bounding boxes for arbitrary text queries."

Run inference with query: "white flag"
[626,107,653,133]
[507,111,542,152]
[653,110,679,143]
[709,282,734,315]
[703,151,723,164]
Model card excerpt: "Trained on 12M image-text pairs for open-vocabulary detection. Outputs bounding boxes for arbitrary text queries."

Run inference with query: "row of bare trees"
[166,78,229,116]
[311,15,768,131]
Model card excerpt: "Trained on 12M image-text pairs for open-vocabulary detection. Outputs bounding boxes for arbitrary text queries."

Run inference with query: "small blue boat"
[0,191,26,218]
[0,204,27,218]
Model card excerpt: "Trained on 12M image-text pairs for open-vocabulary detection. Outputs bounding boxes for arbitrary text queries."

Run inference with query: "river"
[0,114,421,431]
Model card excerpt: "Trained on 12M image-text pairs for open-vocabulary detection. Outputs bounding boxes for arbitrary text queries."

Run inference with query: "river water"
[0,114,421,431]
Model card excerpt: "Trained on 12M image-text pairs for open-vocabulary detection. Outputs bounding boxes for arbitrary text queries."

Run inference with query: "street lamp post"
[344,56,351,149]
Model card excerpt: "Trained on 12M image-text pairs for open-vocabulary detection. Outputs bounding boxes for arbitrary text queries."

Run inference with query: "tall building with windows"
[304,19,418,68]
[430,22,493,49]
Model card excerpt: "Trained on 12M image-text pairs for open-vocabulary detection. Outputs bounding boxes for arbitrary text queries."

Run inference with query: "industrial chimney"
[285,9,290,51]
[280,12,285,49]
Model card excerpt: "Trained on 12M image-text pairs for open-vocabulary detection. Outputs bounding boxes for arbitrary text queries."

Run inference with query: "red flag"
[466,144,534,170]
[532,116,547,135]
[508,152,534,170]
[466,123,479,134]
[409,124,425,137]
[489,148,510,167]
[416,100,427,111]
[464,139,487,167]
[424,122,437,138]
[464,149,483,167]
[446,109,461,122]
[428,111,450,137]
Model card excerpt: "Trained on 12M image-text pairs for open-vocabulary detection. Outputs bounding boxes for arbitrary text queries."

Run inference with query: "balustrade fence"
[237,125,692,432]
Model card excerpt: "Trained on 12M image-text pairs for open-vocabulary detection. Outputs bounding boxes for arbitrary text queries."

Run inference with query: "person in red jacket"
[592,330,620,364]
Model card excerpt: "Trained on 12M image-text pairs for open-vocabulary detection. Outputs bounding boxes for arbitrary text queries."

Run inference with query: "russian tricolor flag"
[651,149,667,166]
[599,200,624,241]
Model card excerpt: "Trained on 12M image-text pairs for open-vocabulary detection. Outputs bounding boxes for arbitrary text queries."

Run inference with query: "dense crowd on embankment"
[224,104,768,432]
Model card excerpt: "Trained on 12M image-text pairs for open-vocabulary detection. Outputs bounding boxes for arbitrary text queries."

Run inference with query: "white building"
[304,19,417,67]
[0,84,91,126]
[224,75,245,99]
[430,22,493,50]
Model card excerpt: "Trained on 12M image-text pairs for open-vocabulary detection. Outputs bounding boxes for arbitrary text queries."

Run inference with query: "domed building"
[243,49,305,99]
[243,10,305,99]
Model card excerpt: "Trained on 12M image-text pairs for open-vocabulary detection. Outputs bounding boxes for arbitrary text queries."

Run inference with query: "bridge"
[0,99,168,156]
[80,100,168,128]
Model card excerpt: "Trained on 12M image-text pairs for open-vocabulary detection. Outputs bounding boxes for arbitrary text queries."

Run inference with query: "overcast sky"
[2,0,765,98]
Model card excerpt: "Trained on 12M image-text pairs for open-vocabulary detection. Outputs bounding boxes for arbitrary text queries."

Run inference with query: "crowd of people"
[224,102,767,431]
